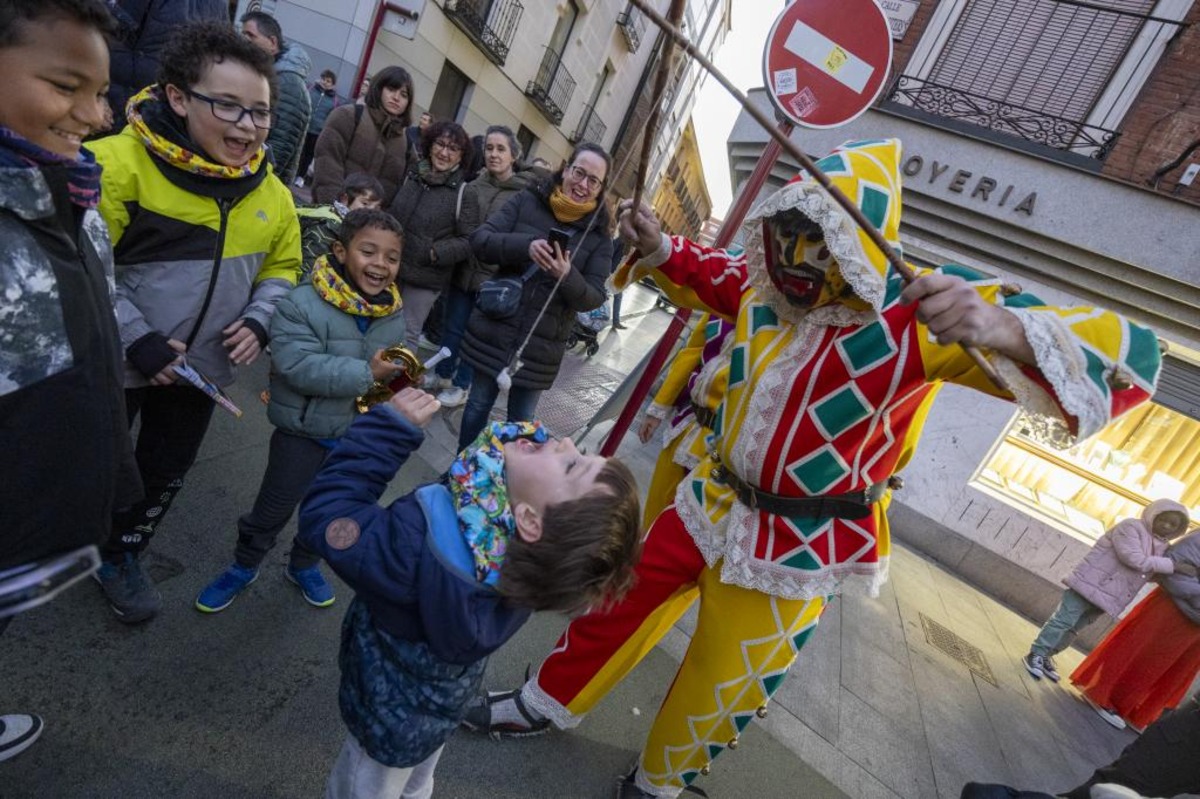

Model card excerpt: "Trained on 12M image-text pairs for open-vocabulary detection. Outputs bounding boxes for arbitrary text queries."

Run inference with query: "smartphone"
[0,545,101,619]
[548,227,571,254]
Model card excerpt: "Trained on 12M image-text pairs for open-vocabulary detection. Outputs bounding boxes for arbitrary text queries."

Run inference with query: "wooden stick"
[626,0,1011,394]
[630,0,687,215]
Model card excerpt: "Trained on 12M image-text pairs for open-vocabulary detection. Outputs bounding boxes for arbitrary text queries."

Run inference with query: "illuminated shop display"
[975,403,1200,541]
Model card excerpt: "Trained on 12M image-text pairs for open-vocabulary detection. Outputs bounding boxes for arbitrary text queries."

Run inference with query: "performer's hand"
[638,414,663,443]
[389,387,440,427]
[150,339,187,386]
[223,319,262,365]
[617,198,663,256]
[901,273,1035,364]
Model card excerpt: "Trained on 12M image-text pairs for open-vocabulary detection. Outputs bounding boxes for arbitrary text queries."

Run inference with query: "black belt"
[712,462,900,520]
[690,400,716,431]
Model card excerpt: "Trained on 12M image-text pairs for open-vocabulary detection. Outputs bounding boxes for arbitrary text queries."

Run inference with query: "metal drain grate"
[919,613,997,686]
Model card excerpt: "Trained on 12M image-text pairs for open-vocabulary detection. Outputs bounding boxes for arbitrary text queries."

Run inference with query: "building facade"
[651,120,713,240]
[725,0,1200,641]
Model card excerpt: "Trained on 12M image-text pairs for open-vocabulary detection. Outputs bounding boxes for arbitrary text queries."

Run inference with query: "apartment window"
[516,124,537,161]
[889,0,1190,165]
[524,2,580,124]
[573,64,611,144]
[429,60,473,123]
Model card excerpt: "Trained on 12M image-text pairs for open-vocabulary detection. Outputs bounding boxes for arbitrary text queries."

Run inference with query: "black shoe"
[616,766,708,798]
[612,321,628,330]
[460,687,552,739]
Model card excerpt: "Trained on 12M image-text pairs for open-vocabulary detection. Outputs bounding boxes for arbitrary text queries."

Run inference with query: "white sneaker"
[420,373,449,391]
[0,714,43,763]
[437,386,467,407]
[1083,695,1127,729]
[293,176,305,187]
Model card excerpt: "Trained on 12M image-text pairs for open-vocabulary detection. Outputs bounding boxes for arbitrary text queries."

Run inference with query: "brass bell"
[727,737,739,750]
[1000,283,1022,297]
[700,763,711,776]
[888,475,904,491]
[710,464,726,482]
[755,704,769,718]
[1107,368,1132,391]
[1158,338,1170,355]
[355,345,425,413]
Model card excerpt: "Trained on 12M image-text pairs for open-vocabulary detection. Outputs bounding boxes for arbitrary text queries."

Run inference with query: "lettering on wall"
[879,0,921,40]
[901,155,1038,216]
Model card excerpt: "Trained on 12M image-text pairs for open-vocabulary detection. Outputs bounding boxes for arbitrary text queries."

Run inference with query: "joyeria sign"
[901,154,1039,216]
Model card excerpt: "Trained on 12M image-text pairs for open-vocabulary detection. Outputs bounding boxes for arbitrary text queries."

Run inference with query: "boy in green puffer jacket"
[195,208,408,613]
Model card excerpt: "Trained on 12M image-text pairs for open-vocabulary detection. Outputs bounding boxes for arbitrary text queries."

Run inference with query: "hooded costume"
[510,140,1162,797]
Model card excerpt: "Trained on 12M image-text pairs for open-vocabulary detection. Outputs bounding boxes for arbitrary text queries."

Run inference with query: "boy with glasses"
[85,20,301,624]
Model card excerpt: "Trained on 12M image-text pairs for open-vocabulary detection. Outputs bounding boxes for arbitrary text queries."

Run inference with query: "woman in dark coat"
[457,142,614,449]
[388,120,480,351]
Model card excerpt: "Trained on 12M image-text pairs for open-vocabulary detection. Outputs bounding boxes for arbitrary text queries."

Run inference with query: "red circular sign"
[762,0,893,128]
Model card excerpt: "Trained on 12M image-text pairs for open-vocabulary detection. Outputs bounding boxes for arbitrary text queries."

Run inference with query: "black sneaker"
[1041,656,1062,683]
[1022,653,1045,680]
[94,554,161,623]
[460,687,551,739]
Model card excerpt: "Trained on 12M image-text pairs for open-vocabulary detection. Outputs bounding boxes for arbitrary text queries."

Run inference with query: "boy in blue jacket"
[298,388,642,799]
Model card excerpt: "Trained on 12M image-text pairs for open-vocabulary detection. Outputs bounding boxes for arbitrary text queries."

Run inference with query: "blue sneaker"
[285,564,335,608]
[195,563,259,613]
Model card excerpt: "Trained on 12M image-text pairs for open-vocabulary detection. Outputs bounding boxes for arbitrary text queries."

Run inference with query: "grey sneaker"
[94,554,161,623]
[1041,655,1062,683]
[1022,653,1045,680]
[437,386,468,408]
[0,714,43,763]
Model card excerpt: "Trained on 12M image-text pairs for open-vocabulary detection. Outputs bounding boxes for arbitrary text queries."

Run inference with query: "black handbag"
[476,264,538,320]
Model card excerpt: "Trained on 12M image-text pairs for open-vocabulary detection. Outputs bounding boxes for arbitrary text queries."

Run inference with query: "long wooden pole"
[625,0,1010,393]
[630,0,687,214]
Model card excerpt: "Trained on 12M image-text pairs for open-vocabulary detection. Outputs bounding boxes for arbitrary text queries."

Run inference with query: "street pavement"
[0,285,1160,798]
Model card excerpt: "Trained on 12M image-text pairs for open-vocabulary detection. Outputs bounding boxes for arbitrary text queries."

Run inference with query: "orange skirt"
[1071,587,1200,729]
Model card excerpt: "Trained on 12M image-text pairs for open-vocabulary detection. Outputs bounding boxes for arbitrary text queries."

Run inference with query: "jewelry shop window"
[974,403,1200,542]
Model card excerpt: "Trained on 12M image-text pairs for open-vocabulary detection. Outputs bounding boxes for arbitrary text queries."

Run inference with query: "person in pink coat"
[1023,498,1192,682]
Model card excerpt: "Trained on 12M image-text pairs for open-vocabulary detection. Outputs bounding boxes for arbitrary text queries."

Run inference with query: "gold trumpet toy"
[355,346,451,413]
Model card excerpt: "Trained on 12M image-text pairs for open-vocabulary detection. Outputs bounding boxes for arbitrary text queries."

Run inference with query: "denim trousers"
[457,375,542,451]
[233,429,327,570]
[324,733,443,799]
[1030,587,1104,657]
[433,286,474,390]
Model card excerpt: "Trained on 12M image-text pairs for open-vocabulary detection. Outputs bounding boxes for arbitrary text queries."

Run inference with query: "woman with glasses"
[387,120,481,351]
[455,142,614,450]
[85,21,301,623]
[312,65,414,206]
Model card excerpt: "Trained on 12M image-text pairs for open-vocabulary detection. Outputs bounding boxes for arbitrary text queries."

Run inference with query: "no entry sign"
[763,0,893,128]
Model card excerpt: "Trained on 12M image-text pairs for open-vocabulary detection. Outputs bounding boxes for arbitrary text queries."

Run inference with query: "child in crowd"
[296,389,642,799]
[297,172,384,276]
[195,208,407,612]
[1024,498,1191,682]
[87,20,301,623]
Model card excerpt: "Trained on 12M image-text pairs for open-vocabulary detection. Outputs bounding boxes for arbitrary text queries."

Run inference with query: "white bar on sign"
[782,20,875,94]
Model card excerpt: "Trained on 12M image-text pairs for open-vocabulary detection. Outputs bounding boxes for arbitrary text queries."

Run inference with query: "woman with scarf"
[387,120,481,351]
[86,21,301,624]
[456,143,614,450]
[311,65,413,206]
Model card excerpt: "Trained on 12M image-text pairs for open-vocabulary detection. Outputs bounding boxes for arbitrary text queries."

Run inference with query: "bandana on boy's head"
[0,126,102,209]
[310,254,401,316]
[448,421,548,584]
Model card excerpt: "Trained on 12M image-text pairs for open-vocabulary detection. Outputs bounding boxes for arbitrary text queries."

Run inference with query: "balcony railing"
[525,47,576,125]
[571,104,607,144]
[617,8,644,52]
[887,75,1122,163]
[443,0,523,66]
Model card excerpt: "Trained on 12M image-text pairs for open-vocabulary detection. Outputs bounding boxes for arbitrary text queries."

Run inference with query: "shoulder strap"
[352,103,365,137]
[455,180,466,224]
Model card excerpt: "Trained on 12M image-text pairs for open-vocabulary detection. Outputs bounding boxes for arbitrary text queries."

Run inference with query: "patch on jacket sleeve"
[325,518,361,550]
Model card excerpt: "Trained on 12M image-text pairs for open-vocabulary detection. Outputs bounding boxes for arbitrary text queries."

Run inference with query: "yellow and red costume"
[521,140,1161,797]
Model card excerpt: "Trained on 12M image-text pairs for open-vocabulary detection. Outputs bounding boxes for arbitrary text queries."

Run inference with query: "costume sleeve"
[916,264,1161,443]
[297,404,425,597]
[610,234,746,321]
[648,314,709,419]
[241,187,301,333]
[268,291,374,398]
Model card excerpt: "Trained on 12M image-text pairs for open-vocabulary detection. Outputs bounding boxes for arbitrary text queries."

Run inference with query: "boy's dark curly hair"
[0,0,115,47]
[158,20,278,106]
[340,172,386,206]
[338,207,404,249]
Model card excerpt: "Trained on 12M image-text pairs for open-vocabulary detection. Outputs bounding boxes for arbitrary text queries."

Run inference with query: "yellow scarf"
[311,255,401,318]
[126,85,267,179]
[549,186,597,223]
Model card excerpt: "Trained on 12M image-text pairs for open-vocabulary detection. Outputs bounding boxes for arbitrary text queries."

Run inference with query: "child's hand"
[150,339,187,386]
[222,320,262,365]
[638,414,663,443]
[369,349,403,381]
[389,387,440,427]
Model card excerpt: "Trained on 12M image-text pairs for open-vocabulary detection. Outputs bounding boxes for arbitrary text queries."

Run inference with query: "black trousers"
[233,429,328,570]
[297,132,320,183]
[105,386,215,559]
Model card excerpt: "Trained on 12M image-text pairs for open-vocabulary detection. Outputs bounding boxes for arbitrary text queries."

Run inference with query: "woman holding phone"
[457,142,614,449]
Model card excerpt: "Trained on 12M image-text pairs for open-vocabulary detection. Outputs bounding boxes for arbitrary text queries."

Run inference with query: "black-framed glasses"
[187,89,273,130]
[566,164,603,191]
[431,138,463,154]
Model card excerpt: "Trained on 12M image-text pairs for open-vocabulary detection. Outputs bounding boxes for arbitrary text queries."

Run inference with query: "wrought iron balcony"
[525,47,576,125]
[617,8,644,52]
[887,74,1121,163]
[571,104,607,145]
[442,0,523,66]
